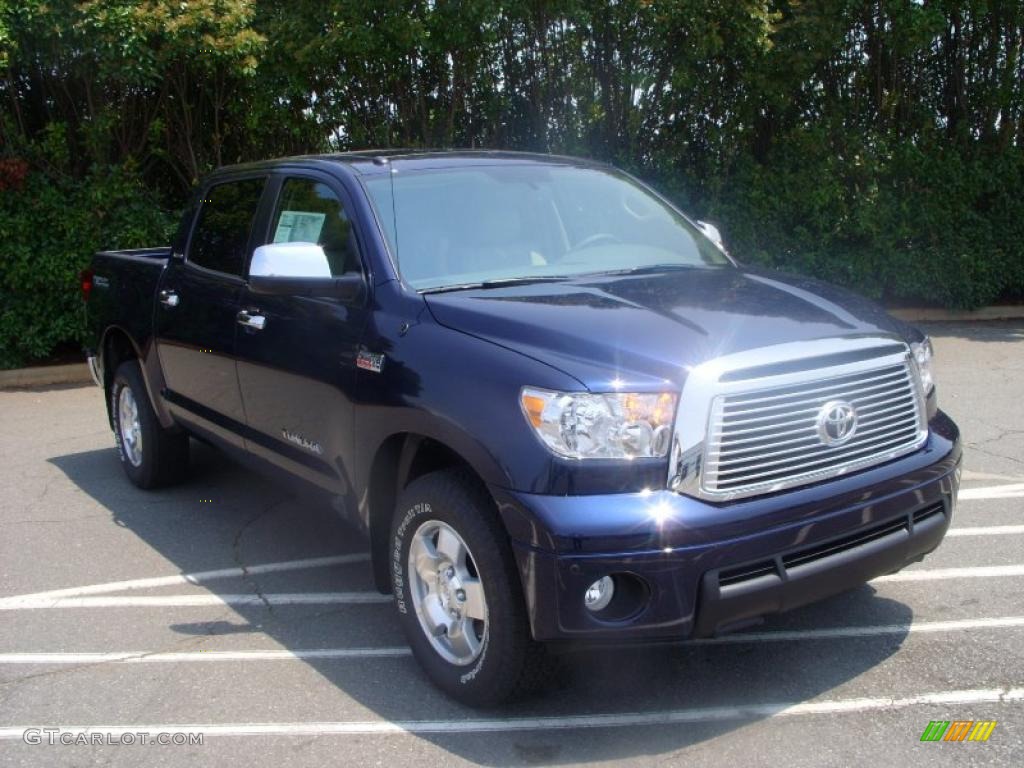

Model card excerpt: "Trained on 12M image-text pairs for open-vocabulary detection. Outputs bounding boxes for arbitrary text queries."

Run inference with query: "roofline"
[206,149,611,177]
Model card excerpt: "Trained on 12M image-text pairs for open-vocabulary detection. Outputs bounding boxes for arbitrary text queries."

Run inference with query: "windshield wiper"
[586,263,708,277]
[420,275,571,294]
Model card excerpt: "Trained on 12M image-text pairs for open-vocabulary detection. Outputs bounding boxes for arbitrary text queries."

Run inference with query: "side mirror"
[695,220,726,253]
[251,242,332,278]
[248,242,366,303]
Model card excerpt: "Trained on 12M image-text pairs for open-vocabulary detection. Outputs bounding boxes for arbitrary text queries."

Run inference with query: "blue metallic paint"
[497,413,959,640]
[87,151,961,643]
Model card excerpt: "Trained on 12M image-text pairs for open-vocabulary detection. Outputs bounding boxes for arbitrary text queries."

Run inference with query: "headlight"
[520,387,677,459]
[911,338,935,396]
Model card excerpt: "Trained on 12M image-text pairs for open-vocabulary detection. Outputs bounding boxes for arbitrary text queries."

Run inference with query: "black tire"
[390,468,549,706]
[110,360,189,489]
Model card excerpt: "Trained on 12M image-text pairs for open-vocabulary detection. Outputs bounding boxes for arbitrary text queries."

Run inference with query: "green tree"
[2,0,1023,367]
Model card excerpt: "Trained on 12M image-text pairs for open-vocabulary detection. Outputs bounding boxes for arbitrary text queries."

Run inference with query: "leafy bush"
[710,135,1024,309]
[0,162,176,368]
[2,1,1023,367]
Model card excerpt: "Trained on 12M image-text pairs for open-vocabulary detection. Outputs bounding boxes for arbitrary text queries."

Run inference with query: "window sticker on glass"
[273,210,326,244]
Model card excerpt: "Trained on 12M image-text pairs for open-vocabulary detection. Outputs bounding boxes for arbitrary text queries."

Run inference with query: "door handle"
[237,310,266,331]
[158,290,179,308]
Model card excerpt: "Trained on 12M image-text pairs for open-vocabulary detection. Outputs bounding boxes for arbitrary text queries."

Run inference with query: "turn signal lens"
[911,338,935,396]
[521,393,547,428]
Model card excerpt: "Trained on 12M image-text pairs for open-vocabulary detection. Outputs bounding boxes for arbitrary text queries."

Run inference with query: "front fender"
[352,313,582,504]
[351,283,675,507]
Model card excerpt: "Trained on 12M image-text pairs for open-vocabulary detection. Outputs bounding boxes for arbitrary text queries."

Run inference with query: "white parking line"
[3,562,1024,609]
[947,525,1024,536]
[1,687,1021,738]
[691,615,1024,644]
[0,593,391,610]
[959,483,1024,500]
[3,553,370,603]
[3,616,1022,665]
[0,511,1019,612]
[875,565,1024,582]
[0,648,413,664]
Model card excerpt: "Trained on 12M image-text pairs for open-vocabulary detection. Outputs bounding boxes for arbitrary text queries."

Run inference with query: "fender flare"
[99,325,174,429]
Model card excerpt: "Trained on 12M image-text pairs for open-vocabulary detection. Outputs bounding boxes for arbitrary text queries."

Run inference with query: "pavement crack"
[231,496,290,614]
[965,442,1024,467]
[36,474,54,503]
[0,632,248,691]
[2,514,110,526]
[0,661,122,688]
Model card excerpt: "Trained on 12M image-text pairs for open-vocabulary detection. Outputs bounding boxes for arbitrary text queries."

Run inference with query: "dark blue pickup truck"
[84,150,961,705]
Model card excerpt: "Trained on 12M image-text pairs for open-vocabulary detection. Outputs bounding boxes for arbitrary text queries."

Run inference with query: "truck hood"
[423,266,913,390]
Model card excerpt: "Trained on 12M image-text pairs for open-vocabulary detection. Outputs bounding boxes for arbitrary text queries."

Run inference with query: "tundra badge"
[281,429,323,455]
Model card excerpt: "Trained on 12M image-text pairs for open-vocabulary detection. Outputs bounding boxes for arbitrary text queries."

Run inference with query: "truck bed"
[87,247,173,362]
[95,247,172,263]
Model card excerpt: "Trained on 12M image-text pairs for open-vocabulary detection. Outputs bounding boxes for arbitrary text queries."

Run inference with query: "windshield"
[364,164,729,291]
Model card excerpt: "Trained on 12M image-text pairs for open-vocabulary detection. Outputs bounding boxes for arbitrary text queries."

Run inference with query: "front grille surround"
[704,360,925,496]
[668,336,930,502]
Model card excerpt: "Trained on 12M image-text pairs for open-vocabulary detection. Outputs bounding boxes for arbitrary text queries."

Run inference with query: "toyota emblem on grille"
[816,400,857,446]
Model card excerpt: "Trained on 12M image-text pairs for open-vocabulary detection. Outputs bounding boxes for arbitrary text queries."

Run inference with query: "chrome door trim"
[236,310,267,330]
[158,290,180,308]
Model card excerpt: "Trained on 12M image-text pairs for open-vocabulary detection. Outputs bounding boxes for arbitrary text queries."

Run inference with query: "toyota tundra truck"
[83,150,961,705]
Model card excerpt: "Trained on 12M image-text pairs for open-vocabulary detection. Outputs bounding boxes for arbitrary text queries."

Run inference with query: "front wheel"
[390,469,547,706]
[110,360,189,489]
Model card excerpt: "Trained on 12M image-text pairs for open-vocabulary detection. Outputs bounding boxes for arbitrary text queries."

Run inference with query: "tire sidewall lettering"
[393,499,491,684]
[459,629,489,684]
[392,502,430,615]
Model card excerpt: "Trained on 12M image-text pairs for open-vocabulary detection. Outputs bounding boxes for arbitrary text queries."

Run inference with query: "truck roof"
[213,149,609,177]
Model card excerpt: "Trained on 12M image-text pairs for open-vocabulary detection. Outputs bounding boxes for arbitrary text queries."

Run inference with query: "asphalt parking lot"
[1,321,1022,767]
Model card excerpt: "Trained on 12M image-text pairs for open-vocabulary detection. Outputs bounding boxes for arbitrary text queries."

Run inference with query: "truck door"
[155,175,268,449]
[234,173,371,493]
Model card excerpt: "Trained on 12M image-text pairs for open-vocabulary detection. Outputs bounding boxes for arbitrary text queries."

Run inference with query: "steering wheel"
[571,233,620,251]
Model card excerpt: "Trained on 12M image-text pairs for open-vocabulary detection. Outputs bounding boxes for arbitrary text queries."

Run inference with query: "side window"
[269,179,361,276]
[188,178,266,276]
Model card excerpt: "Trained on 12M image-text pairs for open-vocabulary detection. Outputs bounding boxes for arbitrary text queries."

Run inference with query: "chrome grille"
[702,358,926,497]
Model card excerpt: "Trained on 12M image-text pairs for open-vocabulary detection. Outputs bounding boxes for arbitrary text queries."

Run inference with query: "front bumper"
[494,410,961,642]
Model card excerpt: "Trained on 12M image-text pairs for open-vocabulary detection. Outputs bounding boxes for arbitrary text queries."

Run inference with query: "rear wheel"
[110,360,189,489]
[390,469,548,706]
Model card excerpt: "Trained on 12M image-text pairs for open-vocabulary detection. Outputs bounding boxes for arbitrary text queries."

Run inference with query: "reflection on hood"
[424,266,907,390]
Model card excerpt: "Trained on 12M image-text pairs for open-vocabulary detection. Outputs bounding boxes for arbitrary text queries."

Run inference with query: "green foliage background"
[2,0,1023,367]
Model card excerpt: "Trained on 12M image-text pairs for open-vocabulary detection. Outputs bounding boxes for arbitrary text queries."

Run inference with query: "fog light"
[584,576,615,612]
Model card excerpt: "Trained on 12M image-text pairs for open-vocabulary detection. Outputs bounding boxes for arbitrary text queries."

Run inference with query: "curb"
[889,305,1024,323]
[0,363,93,390]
